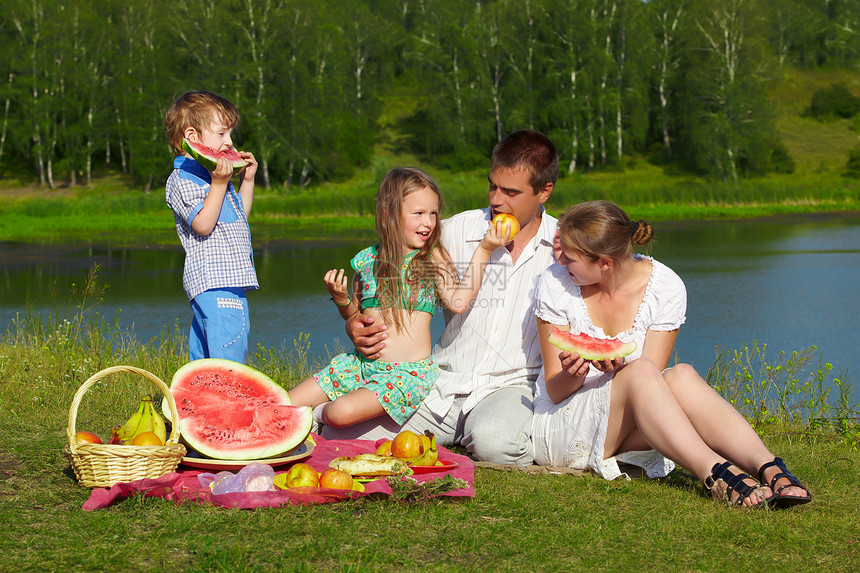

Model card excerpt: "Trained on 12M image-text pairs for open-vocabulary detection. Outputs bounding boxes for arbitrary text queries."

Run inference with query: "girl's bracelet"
[331,297,351,307]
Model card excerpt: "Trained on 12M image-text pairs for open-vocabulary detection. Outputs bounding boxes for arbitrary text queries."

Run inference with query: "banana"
[148,399,168,444]
[111,395,167,445]
[111,396,149,443]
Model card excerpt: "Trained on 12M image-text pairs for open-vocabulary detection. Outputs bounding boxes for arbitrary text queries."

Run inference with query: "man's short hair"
[491,129,559,193]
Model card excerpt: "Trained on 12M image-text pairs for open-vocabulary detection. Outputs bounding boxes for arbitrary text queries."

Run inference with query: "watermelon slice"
[165,359,312,460]
[547,326,637,361]
[182,138,247,175]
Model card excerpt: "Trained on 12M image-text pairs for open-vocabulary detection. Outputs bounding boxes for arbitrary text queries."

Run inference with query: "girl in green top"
[289,167,513,428]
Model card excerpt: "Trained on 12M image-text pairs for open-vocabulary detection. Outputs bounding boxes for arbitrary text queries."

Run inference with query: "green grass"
[1,270,858,571]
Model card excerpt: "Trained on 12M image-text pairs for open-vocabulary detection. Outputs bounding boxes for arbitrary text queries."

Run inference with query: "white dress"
[531,256,687,480]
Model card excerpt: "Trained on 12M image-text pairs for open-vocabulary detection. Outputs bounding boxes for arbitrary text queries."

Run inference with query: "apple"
[73,431,102,445]
[391,430,423,460]
[376,439,393,456]
[319,468,354,490]
[492,213,520,241]
[285,463,320,488]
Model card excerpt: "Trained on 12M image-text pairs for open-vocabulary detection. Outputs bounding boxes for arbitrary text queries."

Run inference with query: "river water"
[2,211,859,403]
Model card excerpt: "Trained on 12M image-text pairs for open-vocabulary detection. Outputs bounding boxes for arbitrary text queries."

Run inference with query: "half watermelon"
[548,326,637,361]
[164,359,312,460]
[182,138,247,175]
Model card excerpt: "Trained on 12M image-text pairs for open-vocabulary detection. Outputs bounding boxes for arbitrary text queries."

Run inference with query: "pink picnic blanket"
[82,435,475,511]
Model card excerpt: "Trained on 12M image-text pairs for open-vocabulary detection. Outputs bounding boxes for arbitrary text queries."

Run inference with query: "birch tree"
[649,0,686,158]
[682,0,776,180]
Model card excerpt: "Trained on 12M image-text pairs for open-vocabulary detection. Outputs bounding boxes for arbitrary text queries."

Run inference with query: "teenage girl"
[533,200,811,508]
[289,167,512,429]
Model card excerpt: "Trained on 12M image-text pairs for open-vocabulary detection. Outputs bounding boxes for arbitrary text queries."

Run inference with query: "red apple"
[284,463,320,488]
[492,213,520,241]
[318,468,354,490]
[391,430,423,460]
[73,431,102,445]
[376,440,393,456]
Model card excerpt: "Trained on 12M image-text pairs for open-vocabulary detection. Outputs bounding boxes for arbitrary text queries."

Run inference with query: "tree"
[678,0,778,181]
[647,0,687,159]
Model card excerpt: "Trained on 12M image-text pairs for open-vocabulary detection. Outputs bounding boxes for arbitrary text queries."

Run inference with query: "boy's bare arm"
[236,151,257,217]
[190,157,233,236]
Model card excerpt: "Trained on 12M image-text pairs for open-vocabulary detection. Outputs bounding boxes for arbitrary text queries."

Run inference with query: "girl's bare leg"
[604,359,767,506]
[663,364,808,500]
[605,359,719,480]
[288,376,330,408]
[321,388,387,428]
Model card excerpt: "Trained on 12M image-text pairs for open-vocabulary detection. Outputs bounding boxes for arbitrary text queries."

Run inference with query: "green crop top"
[350,245,436,314]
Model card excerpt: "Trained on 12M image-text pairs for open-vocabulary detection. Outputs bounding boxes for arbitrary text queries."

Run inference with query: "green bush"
[769,141,796,174]
[809,83,860,120]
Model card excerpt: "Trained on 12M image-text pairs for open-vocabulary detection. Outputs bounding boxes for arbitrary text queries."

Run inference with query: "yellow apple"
[376,440,393,456]
[285,463,320,488]
[492,213,520,241]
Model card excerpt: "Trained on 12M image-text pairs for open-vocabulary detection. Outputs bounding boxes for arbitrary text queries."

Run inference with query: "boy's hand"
[211,156,233,185]
[238,151,258,181]
[478,217,513,254]
[324,269,349,303]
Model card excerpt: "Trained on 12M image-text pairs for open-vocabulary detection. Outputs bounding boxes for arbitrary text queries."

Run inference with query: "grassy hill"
[772,68,860,174]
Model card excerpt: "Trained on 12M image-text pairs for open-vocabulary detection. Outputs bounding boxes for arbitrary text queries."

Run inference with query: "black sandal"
[757,457,812,508]
[704,461,767,507]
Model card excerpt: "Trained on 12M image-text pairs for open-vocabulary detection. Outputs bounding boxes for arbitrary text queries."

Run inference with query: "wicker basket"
[64,365,186,488]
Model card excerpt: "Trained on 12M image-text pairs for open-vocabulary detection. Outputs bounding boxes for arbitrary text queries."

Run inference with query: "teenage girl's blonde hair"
[558,200,654,263]
[374,167,455,332]
[164,91,240,156]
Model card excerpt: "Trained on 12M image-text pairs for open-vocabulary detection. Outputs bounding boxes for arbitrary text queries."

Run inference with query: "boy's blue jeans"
[189,287,249,363]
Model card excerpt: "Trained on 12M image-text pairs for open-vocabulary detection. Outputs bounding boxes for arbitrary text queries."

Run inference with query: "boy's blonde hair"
[164,91,240,156]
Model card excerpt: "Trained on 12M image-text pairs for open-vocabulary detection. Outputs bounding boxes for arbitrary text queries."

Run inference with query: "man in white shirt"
[323,130,559,465]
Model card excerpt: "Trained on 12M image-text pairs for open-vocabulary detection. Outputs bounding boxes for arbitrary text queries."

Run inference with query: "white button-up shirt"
[422,207,559,417]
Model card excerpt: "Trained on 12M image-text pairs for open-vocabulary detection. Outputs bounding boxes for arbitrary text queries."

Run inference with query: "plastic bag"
[197,463,276,494]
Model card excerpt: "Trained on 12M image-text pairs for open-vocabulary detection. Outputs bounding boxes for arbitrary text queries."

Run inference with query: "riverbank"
[2,163,859,245]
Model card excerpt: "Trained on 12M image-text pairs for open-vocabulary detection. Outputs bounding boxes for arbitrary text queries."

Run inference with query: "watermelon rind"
[165,359,312,460]
[182,138,247,175]
[547,326,637,361]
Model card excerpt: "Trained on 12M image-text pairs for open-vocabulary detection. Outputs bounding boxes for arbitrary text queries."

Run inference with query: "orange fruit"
[131,432,163,446]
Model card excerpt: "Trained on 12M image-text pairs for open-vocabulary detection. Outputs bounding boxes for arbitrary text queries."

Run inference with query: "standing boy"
[164,91,259,363]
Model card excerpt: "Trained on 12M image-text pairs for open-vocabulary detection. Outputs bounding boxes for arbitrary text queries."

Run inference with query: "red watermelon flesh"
[548,326,637,361]
[166,359,312,460]
[182,138,247,175]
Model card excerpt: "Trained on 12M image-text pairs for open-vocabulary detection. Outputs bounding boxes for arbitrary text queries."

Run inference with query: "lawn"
[0,295,857,571]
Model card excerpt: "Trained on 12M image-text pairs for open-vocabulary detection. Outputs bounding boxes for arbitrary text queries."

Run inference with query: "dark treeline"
[1,0,858,190]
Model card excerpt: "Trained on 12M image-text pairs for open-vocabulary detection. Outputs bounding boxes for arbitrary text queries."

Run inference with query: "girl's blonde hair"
[374,168,454,332]
[558,200,654,263]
